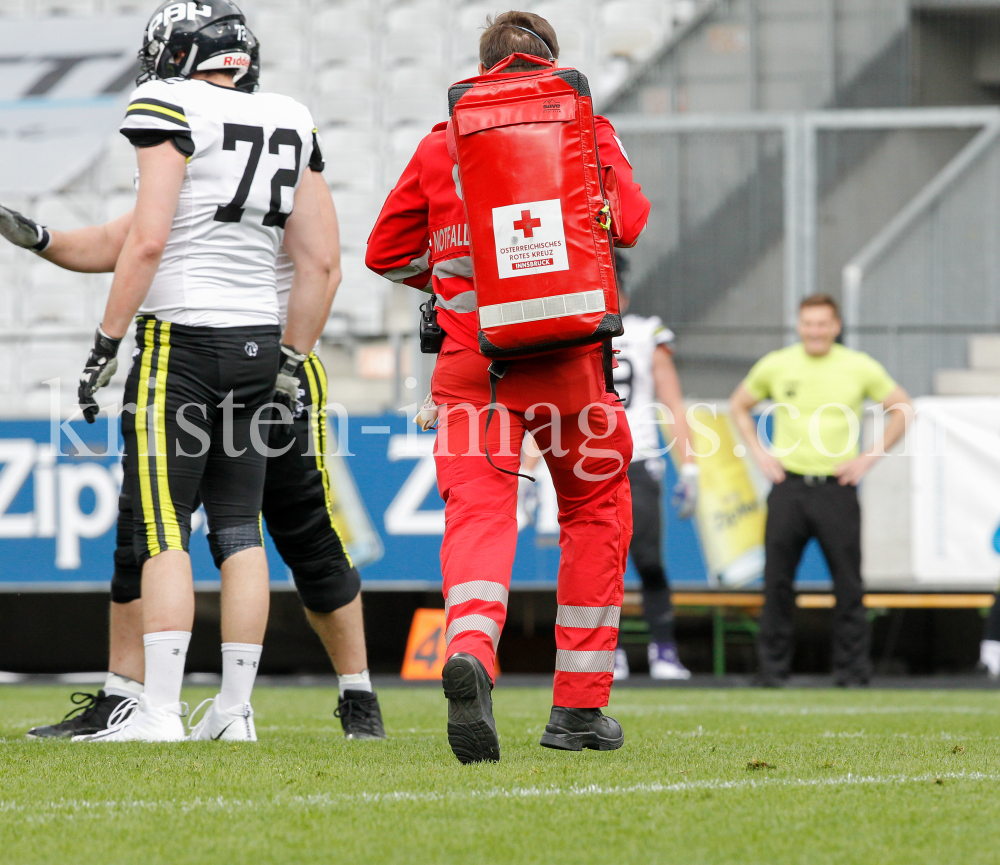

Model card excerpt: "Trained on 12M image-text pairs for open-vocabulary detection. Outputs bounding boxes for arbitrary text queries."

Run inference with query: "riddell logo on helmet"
[223,55,250,69]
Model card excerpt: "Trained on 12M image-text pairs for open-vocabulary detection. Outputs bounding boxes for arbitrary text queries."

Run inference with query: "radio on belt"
[446,53,623,359]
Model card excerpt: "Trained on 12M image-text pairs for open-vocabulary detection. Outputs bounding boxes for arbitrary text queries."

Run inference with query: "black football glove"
[0,203,49,251]
[79,327,122,423]
[274,344,307,420]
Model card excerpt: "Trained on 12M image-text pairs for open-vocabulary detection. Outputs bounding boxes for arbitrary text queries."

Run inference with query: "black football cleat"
[25,690,135,740]
[442,653,500,764]
[335,690,387,740]
[539,706,624,752]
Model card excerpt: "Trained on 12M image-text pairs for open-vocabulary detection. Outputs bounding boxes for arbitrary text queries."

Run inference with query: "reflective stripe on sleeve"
[555,649,616,674]
[383,250,431,283]
[555,604,621,630]
[446,614,501,649]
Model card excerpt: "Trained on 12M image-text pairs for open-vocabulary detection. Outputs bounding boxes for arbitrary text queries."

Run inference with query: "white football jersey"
[275,249,294,327]
[120,78,319,328]
[613,313,675,461]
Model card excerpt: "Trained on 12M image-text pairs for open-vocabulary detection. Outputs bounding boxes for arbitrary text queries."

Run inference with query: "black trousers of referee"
[757,474,871,685]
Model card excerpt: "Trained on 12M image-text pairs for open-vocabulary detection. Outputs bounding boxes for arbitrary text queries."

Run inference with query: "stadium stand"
[0,0,701,416]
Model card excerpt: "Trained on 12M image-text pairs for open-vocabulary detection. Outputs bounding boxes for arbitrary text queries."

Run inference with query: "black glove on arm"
[274,344,307,413]
[79,327,122,424]
[0,203,50,251]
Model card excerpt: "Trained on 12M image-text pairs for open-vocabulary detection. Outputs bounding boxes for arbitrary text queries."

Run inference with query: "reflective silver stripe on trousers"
[555,649,616,674]
[555,604,620,630]
[383,250,431,283]
[435,289,477,314]
[446,614,501,649]
[445,580,509,614]
[479,289,605,329]
[432,255,474,281]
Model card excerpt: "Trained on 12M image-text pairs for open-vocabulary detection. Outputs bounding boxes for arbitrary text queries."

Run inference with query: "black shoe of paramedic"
[442,652,500,764]
[26,690,135,739]
[335,690,387,740]
[539,706,624,752]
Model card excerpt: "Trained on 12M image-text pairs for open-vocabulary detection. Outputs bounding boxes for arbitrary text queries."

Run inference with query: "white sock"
[219,643,263,710]
[104,671,143,700]
[338,669,372,697]
[142,631,191,709]
[981,640,1000,678]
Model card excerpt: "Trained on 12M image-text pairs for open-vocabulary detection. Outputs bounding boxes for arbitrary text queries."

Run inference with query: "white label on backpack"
[492,199,569,279]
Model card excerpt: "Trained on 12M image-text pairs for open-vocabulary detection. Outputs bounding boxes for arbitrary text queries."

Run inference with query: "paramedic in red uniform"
[366,11,650,764]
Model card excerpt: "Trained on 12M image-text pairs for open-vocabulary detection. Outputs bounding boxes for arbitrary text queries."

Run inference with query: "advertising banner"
[0,410,842,593]
[911,397,1000,589]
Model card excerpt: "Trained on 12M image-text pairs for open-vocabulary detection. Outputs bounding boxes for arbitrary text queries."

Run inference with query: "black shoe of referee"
[25,690,134,739]
[539,706,624,752]
[442,652,500,764]
[335,690,387,740]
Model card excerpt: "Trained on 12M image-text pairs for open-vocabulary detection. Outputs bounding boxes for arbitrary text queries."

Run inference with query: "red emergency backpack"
[447,55,622,359]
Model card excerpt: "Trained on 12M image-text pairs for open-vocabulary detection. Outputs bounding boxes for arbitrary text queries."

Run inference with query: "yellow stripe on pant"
[301,353,354,568]
[135,322,159,556]
[136,320,183,557]
[153,322,183,550]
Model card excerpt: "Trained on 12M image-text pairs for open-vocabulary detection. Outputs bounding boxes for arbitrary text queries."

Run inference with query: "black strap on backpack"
[484,361,534,482]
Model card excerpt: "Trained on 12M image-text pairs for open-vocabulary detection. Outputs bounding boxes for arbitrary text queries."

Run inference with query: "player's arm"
[77,142,184,422]
[653,346,699,518]
[653,347,693,464]
[101,142,185,337]
[314,171,343,318]
[0,203,132,273]
[833,384,913,486]
[44,212,133,273]
[281,168,333,354]
[730,381,786,484]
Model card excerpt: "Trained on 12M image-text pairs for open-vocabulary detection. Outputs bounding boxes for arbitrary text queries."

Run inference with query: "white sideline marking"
[2,772,997,820]
[610,704,991,716]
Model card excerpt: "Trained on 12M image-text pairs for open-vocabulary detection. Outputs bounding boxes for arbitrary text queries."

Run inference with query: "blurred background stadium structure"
[2,0,1000,413]
[2,0,1000,676]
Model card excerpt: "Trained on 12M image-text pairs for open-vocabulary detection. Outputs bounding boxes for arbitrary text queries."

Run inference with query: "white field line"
[1,772,997,820]
[609,704,993,716]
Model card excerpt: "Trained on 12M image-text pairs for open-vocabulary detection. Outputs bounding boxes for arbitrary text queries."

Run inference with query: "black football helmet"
[235,28,260,93]
[137,0,252,85]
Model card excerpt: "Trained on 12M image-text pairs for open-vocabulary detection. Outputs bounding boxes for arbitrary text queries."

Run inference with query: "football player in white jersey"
[611,253,698,681]
[66,0,330,742]
[7,38,384,742]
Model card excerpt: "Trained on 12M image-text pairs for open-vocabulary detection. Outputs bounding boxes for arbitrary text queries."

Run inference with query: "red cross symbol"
[513,209,542,238]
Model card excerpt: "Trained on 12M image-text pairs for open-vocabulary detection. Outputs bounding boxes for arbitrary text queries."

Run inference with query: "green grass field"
[2,684,999,864]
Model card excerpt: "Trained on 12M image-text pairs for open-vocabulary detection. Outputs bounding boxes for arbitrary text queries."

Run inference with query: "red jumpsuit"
[367,105,651,709]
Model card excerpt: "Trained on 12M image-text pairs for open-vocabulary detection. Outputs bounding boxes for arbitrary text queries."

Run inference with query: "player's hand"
[78,326,122,423]
[833,453,878,486]
[274,344,307,417]
[756,451,786,484]
[0,203,49,251]
[672,462,700,519]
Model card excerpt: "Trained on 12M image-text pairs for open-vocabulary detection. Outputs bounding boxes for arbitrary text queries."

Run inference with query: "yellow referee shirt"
[743,343,897,476]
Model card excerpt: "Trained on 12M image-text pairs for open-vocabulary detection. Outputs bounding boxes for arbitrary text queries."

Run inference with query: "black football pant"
[113,350,360,614]
[626,460,675,645]
[757,474,871,684]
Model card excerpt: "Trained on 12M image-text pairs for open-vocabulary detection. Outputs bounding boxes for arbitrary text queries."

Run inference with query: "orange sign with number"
[401,608,448,680]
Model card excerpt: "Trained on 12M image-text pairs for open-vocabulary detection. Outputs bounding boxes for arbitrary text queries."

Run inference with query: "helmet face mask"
[137,1,252,86]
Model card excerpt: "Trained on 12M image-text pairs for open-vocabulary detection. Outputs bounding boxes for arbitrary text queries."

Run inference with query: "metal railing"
[610,108,1000,394]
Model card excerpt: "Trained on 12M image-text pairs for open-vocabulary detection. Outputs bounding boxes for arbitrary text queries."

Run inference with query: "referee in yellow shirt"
[730,294,912,686]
